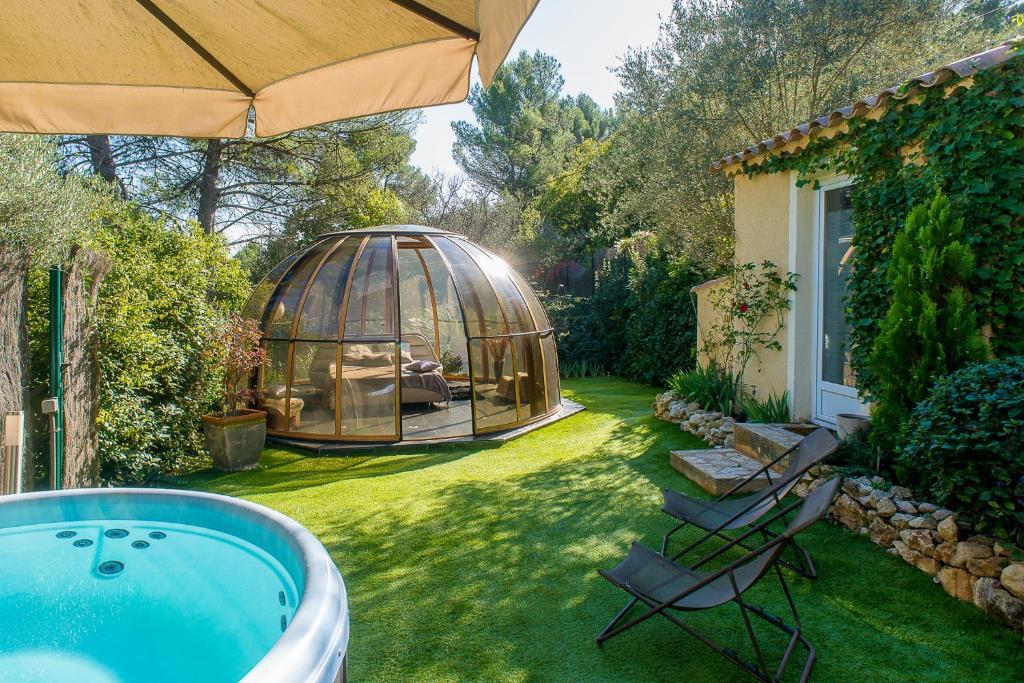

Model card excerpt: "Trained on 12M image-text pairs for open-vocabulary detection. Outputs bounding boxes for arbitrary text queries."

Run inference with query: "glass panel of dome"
[419,246,469,378]
[431,236,508,338]
[294,238,358,340]
[259,341,295,432]
[242,245,311,322]
[289,341,337,435]
[339,341,399,438]
[540,331,561,410]
[506,265,553,331]
[470,337,518,429]
[243,281,275,324]
[263,239,336,339]
[397,245,439,356]
[513,333,547,419]
[452,239,534,332]
[243,225,564,444]
[343,237,395,339]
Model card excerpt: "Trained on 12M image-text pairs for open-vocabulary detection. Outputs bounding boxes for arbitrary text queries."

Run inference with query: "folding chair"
[661,427,837,578]
[597,478,840,683]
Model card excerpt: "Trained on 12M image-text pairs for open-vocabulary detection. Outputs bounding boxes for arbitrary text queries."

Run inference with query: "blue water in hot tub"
[0,519,298,682]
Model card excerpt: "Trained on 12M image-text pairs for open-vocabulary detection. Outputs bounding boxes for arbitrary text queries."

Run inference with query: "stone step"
[669,448,771,496]
[733,423,815,471]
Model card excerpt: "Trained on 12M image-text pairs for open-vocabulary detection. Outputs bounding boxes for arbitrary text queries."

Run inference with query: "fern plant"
[440,345,466,375]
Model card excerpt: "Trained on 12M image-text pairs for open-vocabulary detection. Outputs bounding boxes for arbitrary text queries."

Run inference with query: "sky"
[409,0,674,177]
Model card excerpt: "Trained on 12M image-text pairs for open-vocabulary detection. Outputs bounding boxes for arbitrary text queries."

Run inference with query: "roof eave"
[710,39,1022,175]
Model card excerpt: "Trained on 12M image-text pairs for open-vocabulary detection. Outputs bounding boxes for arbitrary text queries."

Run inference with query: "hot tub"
[0,488,348,682]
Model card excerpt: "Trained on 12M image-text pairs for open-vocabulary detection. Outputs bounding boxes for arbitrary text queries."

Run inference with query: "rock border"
[808,471,1024,633]
[653,390,735,447]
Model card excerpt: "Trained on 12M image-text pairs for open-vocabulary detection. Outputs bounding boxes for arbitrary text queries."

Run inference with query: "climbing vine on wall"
[743,48,1024,400]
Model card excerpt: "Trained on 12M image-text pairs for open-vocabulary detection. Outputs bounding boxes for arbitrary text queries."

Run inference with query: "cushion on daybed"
[406,360,441,374]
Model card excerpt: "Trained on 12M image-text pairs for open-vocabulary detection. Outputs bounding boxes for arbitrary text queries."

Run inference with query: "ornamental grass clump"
[739,391,791,424]
[867,193,989,454]
[667,363,740,416]
[899,356,1024,544]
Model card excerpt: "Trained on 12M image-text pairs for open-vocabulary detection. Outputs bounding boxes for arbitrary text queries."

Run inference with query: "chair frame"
[598,490,833,683]
[661,433,833,579]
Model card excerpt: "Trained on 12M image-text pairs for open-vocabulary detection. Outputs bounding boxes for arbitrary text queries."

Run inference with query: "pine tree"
[868,193,989,453]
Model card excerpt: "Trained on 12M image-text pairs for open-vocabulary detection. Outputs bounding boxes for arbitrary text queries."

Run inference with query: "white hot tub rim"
[0,487,348,683]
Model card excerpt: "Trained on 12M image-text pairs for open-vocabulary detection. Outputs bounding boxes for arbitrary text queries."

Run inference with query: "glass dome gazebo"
[243,226,562,444]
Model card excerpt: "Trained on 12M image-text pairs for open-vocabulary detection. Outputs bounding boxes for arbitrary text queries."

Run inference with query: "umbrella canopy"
[0,0,539,138]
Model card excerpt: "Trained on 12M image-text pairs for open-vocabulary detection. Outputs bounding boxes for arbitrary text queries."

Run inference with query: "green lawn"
[176,378,1023,682]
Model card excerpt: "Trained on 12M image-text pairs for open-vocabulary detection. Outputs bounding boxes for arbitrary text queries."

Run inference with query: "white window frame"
[812,175,867,426]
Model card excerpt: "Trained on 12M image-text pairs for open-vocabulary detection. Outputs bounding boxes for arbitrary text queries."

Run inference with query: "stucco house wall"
[692,276,728,368]
[732,171,792,403]
[694,166,845,422]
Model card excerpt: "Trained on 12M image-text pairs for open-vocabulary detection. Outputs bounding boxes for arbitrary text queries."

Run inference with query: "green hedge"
[29,201,249,484]
[899,356,1024,544]
[543,242,712,385]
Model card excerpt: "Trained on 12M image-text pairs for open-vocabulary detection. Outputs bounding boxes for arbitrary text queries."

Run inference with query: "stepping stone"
[669,448,770,496]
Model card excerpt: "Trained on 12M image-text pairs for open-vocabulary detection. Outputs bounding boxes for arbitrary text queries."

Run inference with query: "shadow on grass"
[328,443,1022,681]
[169,444,485,498]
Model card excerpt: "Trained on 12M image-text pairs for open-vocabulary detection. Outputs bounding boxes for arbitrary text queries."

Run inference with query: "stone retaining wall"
[653,390,735,447]
[810,472,1024,633]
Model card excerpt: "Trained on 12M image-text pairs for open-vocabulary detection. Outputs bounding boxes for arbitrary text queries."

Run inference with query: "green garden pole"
[49,266,64,490]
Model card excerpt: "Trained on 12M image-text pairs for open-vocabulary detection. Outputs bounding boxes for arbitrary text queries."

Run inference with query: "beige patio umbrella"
[0,0,539,138]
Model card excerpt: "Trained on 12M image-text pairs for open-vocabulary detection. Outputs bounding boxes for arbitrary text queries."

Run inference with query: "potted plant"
[202,314,267,471]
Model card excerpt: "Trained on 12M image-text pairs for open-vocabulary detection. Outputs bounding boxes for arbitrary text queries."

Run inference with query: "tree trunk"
[61,245,112,489]
[197,139,224,235]
[0,244,31,488]
[86,134,127,199]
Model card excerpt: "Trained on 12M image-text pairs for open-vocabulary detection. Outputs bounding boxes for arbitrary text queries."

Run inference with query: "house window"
[820,185,856,388]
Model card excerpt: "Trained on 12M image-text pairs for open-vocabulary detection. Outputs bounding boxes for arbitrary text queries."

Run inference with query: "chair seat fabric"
[661,489,760,531]
[601,542,771,611]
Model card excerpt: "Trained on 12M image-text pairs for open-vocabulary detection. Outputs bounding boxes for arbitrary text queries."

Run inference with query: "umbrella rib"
[388,0,480,41]
[134,0,256,98]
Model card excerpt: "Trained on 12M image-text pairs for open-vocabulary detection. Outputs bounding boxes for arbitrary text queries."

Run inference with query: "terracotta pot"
[834,413,871,441]
[201,409,267,471]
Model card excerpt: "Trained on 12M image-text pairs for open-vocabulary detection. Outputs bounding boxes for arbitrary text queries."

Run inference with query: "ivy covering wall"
[744,48,1024,400]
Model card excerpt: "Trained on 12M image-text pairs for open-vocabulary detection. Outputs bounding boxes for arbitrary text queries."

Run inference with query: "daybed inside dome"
[242,226,564,444]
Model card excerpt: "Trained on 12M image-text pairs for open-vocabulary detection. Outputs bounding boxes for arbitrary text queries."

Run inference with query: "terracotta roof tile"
[711,39,1022,173]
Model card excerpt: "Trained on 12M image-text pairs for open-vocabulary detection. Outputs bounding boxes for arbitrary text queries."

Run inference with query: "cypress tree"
[868,192,989,453]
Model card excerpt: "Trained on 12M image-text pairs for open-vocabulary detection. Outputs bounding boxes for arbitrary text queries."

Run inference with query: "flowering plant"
[702,261,797,398]
[208,314,265,416]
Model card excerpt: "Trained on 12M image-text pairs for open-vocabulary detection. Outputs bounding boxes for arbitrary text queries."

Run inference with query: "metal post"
[49,266,64,490]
